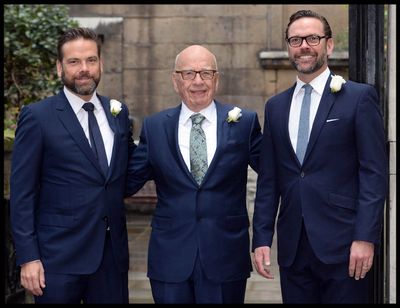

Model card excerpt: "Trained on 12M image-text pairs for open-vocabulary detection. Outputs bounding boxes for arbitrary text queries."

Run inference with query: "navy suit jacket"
[10,90,135,274]
[126,101,263,283]
[252,76,388,267]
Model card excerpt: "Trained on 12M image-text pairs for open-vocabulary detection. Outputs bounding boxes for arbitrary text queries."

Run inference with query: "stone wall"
[68,4,348,139]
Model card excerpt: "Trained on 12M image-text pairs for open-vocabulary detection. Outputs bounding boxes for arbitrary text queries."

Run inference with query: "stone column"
[386,4,396,304]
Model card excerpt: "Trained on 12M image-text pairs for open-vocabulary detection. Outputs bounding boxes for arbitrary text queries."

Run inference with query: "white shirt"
[178,101,217,171]
[288,68,331,152]
[63,87,114,165]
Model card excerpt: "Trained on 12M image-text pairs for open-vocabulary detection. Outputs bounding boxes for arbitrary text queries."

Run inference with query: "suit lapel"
[164,102,232,186]
[303,76,336,164]
[201,101,228,184]
[100,97,116,133]
[98,96,118,181]
[282,85,298,163]
[164,105,195,182]
[54,91,105,178]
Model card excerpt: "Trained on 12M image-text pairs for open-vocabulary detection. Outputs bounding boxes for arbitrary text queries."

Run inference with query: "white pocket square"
[326,118,340,122]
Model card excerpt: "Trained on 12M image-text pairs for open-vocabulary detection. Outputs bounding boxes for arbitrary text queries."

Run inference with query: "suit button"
[300,172,305,178]
[103,216,110,230]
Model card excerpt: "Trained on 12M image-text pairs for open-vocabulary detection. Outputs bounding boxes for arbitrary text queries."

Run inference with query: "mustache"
[76,72,92,79]
[295,52,316,58]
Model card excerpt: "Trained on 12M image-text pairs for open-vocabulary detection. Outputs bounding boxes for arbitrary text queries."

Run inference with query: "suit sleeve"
[252,102,280,251]
[122,103,137,197]
[125,104,137,166]
[354,85,388,244]
[248,112,263,173]
[125,118,154,197]
[10,106,43,265]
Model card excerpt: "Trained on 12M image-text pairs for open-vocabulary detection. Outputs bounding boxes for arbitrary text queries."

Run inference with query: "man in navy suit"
[126,45,263,303]
[10,28,135,303]
[252,10,388,303]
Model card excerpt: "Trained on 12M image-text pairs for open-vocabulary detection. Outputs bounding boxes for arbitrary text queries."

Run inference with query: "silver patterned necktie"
[296,84,313,165]
[190,113,208,185]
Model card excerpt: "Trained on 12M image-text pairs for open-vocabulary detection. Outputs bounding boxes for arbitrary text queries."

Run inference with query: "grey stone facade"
[68,4,348,139]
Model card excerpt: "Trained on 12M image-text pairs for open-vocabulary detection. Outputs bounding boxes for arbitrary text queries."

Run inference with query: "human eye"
[200,70,213,79]
[307,35,320,44]
[67,59,80,66]
[87,57,98,64]
[182,70,195,79]
[289,37,301,46]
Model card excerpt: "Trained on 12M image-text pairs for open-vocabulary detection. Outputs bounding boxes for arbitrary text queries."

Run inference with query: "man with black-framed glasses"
[126,45,263,303]
[252,10,387,303]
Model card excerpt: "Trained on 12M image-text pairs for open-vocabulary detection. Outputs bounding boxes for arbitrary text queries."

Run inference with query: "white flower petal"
[110,99,122,116]
[330,75,346,93]
[227,107,242,122]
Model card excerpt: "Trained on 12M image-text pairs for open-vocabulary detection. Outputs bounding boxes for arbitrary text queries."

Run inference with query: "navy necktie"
[296,84,313,164]
[82,102,108,176]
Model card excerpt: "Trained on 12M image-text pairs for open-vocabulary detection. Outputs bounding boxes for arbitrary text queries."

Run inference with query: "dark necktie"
[190,113,208,185]
[82,102,108,176]
[296,84,313,164]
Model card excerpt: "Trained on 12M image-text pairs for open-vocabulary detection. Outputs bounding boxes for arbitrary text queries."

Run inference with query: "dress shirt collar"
[180,100,216,126]
[293,67,331,98]
[63,86,102,115]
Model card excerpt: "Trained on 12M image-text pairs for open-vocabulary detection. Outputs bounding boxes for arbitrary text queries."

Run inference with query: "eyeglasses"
[175,70,217,80]
[286,35,329,47]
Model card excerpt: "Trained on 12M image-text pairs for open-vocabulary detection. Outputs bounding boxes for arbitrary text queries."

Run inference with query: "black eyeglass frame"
[286,35,330,47]
[174,70,218,80]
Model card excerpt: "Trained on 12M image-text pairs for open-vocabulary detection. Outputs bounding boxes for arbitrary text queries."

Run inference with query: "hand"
[20,260,46,296]
[348,240,374,280]
[253,246,274,279]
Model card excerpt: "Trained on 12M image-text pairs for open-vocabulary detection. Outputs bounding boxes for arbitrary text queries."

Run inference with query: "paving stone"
[126,211,282,303]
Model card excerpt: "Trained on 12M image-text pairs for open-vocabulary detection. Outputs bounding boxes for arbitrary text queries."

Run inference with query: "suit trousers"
[150,252,247,304]
[279,221,369,303]
[35,232,128,304]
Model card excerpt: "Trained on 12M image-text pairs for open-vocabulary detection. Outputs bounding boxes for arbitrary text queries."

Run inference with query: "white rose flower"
[110,99,122,117]
[226,106,242,123]
[330,75,346,93]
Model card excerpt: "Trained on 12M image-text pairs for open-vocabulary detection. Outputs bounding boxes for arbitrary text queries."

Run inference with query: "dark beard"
[289,49,327,75]
[61,71,100,96]
[290,56,325,74]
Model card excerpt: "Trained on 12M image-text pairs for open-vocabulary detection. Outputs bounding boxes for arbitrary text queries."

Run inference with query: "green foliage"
[4,105,19,140]
[3,4,79,140]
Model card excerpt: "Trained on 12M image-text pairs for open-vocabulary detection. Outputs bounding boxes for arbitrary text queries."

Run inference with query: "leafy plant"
[4,4,78,142]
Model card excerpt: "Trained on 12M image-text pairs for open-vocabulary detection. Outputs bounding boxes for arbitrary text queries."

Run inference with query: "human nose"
[79,61,89,72]
[299,37,312,48]
[193,72,204,82]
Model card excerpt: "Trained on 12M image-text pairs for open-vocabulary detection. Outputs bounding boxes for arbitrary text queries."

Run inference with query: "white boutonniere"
[110,99,122,117]
[226,107,242,123]
[330,75,346,93]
